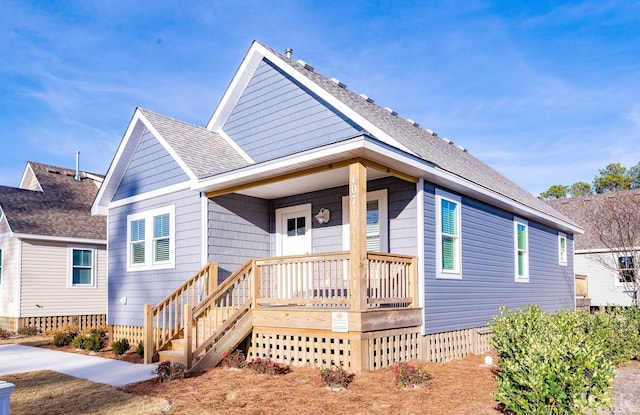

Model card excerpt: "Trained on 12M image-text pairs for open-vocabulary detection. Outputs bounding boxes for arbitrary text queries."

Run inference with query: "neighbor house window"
[68,247,96,287]
[514,218,529,282]
[127,205,175,271]
[558,232,567,266]
[619,256,635,283]
[436,189,461,279]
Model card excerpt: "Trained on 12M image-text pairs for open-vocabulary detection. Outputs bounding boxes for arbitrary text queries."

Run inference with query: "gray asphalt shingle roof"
[0,162,106,240]
[139,108,248,178]
[257,42,576,227]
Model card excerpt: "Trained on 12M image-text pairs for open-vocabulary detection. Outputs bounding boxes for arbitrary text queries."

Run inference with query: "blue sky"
[1,1,639,196]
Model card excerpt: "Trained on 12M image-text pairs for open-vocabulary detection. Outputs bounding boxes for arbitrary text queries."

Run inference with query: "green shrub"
[83,329,105,352]
[72,333,87,349]
[17,326,40,336]
[586,306,640,365]
[154,361,186,382]
[111,338,130,356]
[53,326,78,347]
[490,305,615,415]
[136,341,144,358]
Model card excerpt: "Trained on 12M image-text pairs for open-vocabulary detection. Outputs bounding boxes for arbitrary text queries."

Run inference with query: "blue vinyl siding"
[223,59,361,162]
[107,189,202,327]
[272,177,417,255]
[208,194,270,281]
[113,129,189,201]
[423,185,575,334]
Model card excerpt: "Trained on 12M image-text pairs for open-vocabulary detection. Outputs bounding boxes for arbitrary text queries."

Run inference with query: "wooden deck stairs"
[144,252,422,373]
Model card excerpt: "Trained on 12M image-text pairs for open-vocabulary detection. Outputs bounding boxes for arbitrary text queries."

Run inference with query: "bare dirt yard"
[3,335,639,414]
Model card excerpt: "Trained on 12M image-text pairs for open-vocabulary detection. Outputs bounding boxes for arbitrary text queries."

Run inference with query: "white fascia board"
[12,233,106,245]
[217,129,253,164]
[206,42,411,158]
[137,111,199,181]
[92,109,146,215]
[191,138,367,193]
[18,163,41,191]
[251,43,414,156]
[577,247,640,255]
[107,181,192,210]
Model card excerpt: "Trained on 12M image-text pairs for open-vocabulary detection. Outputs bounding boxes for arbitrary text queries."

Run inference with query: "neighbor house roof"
[547,189,640,251]
[0,161,106,241]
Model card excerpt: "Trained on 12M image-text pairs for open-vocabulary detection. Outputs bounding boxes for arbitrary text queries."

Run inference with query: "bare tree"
[586,190,640,306]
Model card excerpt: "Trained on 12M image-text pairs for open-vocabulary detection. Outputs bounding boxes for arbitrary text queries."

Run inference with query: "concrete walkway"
[0,344,158,387]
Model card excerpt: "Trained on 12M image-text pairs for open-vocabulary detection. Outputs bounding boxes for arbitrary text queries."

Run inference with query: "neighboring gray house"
[549,191,640,308]
[92,41,581,370]
[0,161,107,332]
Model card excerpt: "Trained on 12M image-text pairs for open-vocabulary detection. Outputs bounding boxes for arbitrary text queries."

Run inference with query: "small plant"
[111,338,130,356]
[0,328,12,339]
[136,341,144,358]
[84,329,105,352]
[52,325,78,347]
[317,365,355,390]
[245,350,289,376]
[221,349,246,368]
[17,326,40,336]
[392,362,433,389]
[154,361,186,382]
[72,333,87,349]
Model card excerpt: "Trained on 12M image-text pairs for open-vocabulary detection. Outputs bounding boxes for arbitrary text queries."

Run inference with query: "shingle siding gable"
[113,129,189,201]
[222,59,362,163]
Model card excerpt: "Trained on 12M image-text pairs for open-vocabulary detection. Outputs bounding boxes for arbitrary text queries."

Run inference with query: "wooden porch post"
[183,304,193,369]
[143,304,153,364]
[208,262,218,294]
[349,161,367,311]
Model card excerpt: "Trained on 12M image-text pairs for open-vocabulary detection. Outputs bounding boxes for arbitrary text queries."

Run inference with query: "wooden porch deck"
[144,252,422,372]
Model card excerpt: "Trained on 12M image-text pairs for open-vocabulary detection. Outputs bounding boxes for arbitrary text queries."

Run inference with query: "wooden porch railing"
[145,252,418,368]
[143,262,218,364]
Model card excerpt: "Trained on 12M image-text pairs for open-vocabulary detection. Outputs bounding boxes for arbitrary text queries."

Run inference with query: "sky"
[1,1,639,197]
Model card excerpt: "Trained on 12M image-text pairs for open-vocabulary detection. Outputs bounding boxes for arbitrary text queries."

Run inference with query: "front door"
[276,204,312,256]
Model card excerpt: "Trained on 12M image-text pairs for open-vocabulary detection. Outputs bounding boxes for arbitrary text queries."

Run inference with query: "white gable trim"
[206,41,413,156]
[92,108,198,215]
[11,233,106,245]
[18,163,42,191]
[108,181,191,210]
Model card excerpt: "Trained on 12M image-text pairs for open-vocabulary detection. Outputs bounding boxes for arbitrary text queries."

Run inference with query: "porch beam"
[205,157,417,198]
[349,161,368,311]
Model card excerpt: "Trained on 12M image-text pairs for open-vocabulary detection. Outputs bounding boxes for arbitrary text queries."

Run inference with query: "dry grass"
[4,371,170,415]
[2,334,501,415]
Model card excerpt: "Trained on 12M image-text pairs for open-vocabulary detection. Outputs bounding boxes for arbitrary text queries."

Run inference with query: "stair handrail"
[143,262,218,364]
[185,259,254,369]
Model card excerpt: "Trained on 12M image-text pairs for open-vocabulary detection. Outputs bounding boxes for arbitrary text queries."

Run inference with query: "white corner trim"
[201,193,208,266]
[417,179,426,335]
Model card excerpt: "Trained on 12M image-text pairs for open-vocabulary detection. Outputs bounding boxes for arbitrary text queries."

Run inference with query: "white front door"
[276,204,312,256]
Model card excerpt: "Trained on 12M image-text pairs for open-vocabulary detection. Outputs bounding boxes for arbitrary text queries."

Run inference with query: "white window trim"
[435,188,462,279]
[558,232,567,267]
[514,217,529,282]
[275,203,312,256]
[342,189,388,252]
[126,205,176,272]
[67,245,97,288]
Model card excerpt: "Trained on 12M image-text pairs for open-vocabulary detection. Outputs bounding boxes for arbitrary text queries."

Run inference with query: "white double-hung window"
[127,205,175,271]
[68,247,96,287]
[436,189,461,279]
[514,217,529,282]
[558,232,567,266]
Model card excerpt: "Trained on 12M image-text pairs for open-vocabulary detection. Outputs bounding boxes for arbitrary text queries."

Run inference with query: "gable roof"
[92,108,248,214]
[0,162,106,241]
[547,189,640,251]
[203,41,580,232]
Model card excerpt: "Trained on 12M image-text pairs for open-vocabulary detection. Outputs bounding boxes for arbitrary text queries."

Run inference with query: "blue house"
[92,41,581,372]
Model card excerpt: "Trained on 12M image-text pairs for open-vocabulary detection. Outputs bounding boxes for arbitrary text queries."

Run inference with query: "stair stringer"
[189,308,254,373]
